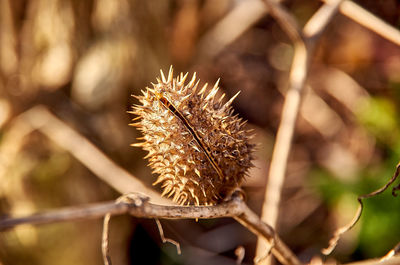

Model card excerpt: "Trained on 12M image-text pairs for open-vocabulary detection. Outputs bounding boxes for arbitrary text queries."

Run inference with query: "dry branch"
[196,0,271,61]
[261,0,302,43]
[257,0,342,261]
[325,0,400,46]
[102,213,112,265]
[199,0,400,62]
[344,256,400,265]
[0,192,302,265]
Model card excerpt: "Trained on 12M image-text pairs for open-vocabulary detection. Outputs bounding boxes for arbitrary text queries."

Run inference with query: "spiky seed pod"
[130,67,255,205]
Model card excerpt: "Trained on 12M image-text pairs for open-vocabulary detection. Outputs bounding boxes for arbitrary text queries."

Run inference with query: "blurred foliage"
[1,0,400,264]
[312,94,400,259]
[357,97,400,148]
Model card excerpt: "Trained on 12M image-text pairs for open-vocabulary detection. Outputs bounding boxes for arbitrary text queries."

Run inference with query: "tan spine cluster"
[130,67,254,205]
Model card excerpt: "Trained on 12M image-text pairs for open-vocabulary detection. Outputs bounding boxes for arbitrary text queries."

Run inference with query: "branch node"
[116,192,150,207]
[101,192,150,265]
[254,239,275,264]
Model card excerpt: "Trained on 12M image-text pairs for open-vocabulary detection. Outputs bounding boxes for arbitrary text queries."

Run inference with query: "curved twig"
[102,213,112,265]
[322,162,400,255]
[155,219,181,255]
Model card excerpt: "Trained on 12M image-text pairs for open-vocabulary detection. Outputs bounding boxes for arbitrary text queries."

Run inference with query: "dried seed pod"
[130,67,254,205]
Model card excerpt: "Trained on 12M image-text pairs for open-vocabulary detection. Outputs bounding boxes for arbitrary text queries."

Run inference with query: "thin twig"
[235,246,245,265]
[101,194,149,265]
[381,242,400,262]
[196,0,270,61]
[261,0,302,43]
[0,201,130,229]
[260,40,307,226]
[6,106,170,205]
[155,219,181,255]
[325,0,400,46]
[257,0,307,258]
[303,0,343,42]
[0,192,302,265]
[343,256,400,265]
[197,0,400,62]
[235,203,301,265]
[102,213,112,265]
[322,162,400,255]
[256,0,342,262]
[254,239,275,264]
[392,182,400,196]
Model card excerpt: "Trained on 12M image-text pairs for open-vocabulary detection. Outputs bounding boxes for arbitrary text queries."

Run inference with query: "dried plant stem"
[344,257,400,265]
[155,219,181,254]
[0,193,302,265]
[260,0,400,258]
[234,208,301,265]
[235,246,246,265]
[102,213,112,265]
[257,0,342,262]
[6,106,170,205]
[0,201,129,229]
[261,0,302,43]
[381,242,400,261]
[261,41,307,228]
[199,0,400,61]
[197,0,273,61]
[326,0,400,46]
[322,163,400,255]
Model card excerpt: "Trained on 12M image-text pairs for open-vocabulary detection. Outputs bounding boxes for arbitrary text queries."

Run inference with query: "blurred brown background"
[1,0,400,264]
